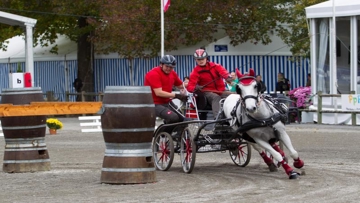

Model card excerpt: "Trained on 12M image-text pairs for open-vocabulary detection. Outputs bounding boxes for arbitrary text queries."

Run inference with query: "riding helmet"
[194,49,208,59]
[160,55,176,67]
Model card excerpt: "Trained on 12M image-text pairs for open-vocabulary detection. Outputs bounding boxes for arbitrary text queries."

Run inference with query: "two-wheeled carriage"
[152,91,252,173]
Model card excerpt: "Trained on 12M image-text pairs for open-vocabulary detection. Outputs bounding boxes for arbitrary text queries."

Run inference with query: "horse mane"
[236,68,255,86]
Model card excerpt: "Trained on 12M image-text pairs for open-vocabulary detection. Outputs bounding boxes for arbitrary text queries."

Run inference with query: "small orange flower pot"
[49,128,57,135]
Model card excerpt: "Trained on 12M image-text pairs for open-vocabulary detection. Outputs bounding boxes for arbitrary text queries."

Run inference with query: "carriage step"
[198,145,222,152]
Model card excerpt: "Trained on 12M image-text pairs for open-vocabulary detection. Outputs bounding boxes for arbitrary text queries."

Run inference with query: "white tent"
[0,34,77,63]
[305,0,360,18]
[305,0,360,125]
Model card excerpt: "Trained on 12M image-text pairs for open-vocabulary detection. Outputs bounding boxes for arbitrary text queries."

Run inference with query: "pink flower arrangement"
[288,86,312,108]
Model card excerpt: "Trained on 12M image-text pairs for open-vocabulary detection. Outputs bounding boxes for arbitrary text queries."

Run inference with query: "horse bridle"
[238,76,260,106]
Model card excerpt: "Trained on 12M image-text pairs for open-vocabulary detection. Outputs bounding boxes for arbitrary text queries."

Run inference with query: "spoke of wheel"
[161,140,170,161]
[238,145,247,163]
[239,146,248,163]
[186,139,191,162]
[181,136,191,168]
[155,137,170,164]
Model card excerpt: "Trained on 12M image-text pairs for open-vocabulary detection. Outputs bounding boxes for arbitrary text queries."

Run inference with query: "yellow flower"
[46,118,63,130]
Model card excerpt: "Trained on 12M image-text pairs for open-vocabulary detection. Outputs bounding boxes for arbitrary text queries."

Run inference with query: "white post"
[160,0,164,57]
[25,23,35,87]
[332,0,338,123]
[350,17,358,93]
[309,19,317,104]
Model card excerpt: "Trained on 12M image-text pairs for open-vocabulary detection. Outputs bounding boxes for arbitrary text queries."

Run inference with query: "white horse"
[223,69,304,179]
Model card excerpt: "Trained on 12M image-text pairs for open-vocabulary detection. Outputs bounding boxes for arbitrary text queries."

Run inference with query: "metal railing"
[43,91,104,102]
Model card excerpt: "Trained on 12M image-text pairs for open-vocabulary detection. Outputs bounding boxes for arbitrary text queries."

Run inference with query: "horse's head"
[235,68,261,113]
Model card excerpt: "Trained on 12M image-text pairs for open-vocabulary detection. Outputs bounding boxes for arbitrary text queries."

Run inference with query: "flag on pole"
[164,0,170,12]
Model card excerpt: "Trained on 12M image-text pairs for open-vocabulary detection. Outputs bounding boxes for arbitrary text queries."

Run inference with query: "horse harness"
[229,94,288,142]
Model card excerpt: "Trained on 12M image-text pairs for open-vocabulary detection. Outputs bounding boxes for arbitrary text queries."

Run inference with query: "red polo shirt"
[144,66,183,104]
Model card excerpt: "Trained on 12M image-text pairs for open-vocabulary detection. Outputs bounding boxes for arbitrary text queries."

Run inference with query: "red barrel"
[1,87,50,173]
[100,86,156,184]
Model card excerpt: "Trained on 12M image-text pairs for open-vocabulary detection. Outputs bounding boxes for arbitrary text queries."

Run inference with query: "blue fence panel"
[94,58,132,94]
[35,61,65,101]
[64,60,78,101]
[0,55,310,101]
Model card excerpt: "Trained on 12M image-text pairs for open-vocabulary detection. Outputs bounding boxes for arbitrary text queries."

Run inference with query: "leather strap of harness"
[230,99,241,117]
[235,113,283,134]
[230,98,241,125]
[229,96,286,136]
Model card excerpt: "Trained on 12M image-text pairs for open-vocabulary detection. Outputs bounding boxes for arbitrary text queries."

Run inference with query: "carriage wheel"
[153,132,174,171]
[229,140,252,167]
[180,127,196,173]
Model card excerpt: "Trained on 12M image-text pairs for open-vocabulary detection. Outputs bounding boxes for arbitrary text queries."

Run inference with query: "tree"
[276,0,328,58]
[90,0,290,57]
[0,0,325,97]
[0,0,101,100]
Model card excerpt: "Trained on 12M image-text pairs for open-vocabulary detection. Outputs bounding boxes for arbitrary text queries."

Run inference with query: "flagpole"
[160,0,164,57]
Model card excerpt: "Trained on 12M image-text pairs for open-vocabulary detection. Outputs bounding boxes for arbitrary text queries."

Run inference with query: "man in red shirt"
[187,49,232,120]
[144,55,188,124]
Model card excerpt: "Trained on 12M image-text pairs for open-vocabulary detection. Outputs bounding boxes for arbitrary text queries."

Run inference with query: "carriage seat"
[195,93,213,120]
[196,93,227,123]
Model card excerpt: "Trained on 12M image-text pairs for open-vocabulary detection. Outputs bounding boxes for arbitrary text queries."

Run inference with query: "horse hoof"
[268,163,278,172]
[293,159,304,169]
[288,171,300,179]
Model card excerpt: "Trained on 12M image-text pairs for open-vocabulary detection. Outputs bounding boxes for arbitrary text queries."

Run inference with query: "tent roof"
[0,11,36,26]
[306,0,360,18]
[0,35,77,63]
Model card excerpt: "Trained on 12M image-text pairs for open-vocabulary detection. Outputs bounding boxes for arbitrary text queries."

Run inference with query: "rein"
[201,90,235,95]
[230,95,285,134]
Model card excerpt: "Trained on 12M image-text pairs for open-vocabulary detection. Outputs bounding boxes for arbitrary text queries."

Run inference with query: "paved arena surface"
[1,117,360,203]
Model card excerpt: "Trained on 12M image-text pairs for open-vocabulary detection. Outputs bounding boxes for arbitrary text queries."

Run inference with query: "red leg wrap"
[280,160,293,175]
[260,151,273,165]
[271,143,285,157]
[293,157,304,169]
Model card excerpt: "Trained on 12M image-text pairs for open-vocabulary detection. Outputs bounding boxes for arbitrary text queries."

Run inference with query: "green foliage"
[0,0,327,59]
[89,0,292,58]
[276,0,328,58]
[16,62,22,72]
[0,0,100,52]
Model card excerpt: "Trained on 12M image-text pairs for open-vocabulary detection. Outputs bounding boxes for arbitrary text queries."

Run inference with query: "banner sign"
[214,45,228,52]
[341,94,360,110]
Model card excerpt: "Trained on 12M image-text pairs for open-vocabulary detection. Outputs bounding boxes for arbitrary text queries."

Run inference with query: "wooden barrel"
[1,87,50,173]
[100,86,156,184]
